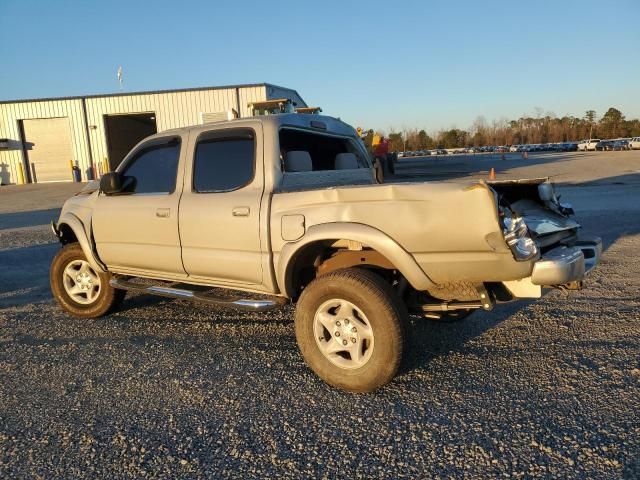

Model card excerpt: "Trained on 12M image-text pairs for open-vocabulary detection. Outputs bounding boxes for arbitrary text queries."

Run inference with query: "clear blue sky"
[1,0,638,133]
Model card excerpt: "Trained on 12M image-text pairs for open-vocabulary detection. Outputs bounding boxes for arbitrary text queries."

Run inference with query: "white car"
[629,137,640,150]
[509,145,520,152]
[586,139,600,151]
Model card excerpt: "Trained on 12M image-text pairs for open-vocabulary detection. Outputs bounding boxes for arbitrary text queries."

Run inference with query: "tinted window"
[193,132,254,192]
[121,139,180,194]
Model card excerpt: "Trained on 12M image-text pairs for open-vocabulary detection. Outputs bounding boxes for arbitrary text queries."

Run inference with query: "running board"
[109,277,286,312]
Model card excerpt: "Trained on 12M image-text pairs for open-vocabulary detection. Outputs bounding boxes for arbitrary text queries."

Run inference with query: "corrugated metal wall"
[84,87,244,171]
[238,85,267,118]
[0,84,304,185]
[0,99,90,184]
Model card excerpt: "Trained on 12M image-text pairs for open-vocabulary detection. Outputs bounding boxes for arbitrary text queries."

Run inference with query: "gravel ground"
[1,151,639,478]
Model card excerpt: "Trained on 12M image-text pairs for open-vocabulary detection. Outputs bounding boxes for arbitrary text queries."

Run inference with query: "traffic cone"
[489,167,496,180]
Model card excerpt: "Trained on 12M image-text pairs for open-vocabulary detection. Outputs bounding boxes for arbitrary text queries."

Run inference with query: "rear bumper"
[531,237,602,286]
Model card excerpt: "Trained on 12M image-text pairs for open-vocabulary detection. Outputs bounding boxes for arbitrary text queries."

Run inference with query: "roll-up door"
[21,117,73,182]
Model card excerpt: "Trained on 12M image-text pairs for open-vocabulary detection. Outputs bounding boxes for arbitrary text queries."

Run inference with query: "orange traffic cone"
[489,167,496,180]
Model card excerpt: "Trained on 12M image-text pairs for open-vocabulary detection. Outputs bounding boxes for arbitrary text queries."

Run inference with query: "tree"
[376,108,640,150]
[417,130,434,149]
[437,129,469,148]
[584,110,597,139]
[599,107,624,139]
[387,132,404,152]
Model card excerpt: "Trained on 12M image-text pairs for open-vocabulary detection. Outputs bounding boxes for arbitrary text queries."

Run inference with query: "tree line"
[384,108,640,151]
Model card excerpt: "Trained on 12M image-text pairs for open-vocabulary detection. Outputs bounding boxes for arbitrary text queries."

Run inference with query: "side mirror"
[100,172,124,195]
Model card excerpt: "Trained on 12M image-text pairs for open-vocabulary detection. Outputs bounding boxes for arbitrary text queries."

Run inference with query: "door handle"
[156,208,170,218]
[232,206,250,217]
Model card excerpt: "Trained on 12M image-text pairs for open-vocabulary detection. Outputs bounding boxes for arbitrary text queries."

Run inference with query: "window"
[121,138,180,194]
[278,128,369,171]
[193,130,255,192]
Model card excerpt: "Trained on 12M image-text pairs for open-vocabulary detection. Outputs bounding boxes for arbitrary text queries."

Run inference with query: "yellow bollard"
[103,157,109,174]
[18,163,25,184]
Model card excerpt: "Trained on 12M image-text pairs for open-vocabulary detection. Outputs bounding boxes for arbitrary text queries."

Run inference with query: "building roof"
[0,82,304,105]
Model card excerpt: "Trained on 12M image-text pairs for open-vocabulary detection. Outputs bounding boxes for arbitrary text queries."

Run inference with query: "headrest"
[335,153,358,170]
[285,151,312,172]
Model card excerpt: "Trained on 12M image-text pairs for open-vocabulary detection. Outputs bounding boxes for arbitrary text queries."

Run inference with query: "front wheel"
[50,243,125,318]
[294,268,405,392]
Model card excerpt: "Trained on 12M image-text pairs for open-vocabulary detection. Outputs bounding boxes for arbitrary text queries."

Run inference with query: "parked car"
[613,140,629,151]
[585,139,601,151]
[50,113,602,392]
[596,140,614,151]
[630,137,640,150]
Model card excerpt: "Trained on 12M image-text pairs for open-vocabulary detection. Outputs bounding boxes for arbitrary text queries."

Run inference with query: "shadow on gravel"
[0,208,60,230]
[400,300,534,376]
[0,243,57,307]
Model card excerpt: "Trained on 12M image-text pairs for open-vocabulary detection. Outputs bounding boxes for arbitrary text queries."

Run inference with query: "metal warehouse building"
[0,83,306,185]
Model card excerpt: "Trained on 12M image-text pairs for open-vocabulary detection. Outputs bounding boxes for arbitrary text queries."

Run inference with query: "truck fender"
[276,222,436,297]
[55,213,106,273]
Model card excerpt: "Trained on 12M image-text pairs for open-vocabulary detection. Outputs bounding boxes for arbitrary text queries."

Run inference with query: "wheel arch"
[55,213,106,273]
[276,222,435,298]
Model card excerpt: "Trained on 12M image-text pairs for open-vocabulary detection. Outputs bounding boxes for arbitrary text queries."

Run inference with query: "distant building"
[0,83,306,184]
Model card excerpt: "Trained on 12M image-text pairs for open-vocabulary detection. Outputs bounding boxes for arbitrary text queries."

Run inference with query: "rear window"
[279,128,368,171]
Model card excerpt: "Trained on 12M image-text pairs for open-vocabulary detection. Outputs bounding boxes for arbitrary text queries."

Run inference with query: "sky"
[1,0,638,133]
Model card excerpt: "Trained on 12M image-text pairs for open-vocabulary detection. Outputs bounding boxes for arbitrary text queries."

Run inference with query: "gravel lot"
[1,151,639,478]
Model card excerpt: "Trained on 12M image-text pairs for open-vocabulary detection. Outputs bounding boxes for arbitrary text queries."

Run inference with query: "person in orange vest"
[374,136,389,158]
[373,136,394,175]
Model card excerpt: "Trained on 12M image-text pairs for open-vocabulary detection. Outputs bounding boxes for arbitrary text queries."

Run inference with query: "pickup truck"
[50,113,601,392]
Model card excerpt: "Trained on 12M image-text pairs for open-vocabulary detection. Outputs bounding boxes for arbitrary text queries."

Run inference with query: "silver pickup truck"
[50,113,601,392]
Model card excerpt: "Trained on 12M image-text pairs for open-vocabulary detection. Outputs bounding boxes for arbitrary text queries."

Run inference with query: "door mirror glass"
[100,172,123,195]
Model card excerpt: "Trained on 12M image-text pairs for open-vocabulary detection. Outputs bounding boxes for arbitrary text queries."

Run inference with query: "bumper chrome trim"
[531,237,602,286]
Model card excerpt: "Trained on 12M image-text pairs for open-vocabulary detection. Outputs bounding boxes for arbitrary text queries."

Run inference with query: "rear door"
[179,124,264,285]
[92,134,187,276]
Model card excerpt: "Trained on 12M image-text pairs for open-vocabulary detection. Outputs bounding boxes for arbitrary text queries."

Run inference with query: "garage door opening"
[104,113,157,170]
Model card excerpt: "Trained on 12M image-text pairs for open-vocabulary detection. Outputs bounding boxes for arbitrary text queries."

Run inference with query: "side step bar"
[109,277,286,312]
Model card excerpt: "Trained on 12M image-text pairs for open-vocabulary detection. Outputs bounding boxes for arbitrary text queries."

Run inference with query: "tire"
[294,268,405,392]
[50,243,125,318]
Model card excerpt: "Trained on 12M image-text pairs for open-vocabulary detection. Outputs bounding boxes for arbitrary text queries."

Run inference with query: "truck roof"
[157,113,358,138]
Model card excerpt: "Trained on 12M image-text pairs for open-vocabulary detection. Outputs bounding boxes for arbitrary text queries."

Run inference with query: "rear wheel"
[50,243,125,318]
[294,268,405,392]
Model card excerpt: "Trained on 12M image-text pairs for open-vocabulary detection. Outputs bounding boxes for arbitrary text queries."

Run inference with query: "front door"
[179,125,264,285]
[92,135,186,276]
